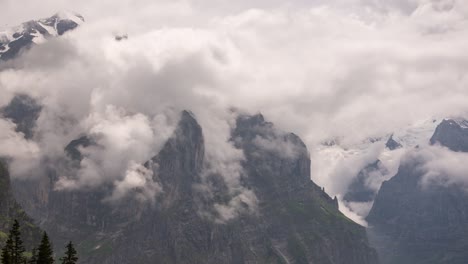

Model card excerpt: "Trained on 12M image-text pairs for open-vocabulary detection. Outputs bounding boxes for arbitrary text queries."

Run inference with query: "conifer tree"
[1,220,25,264]
[36,232,53,264]
[59,242,77,264]
[28,248,38,264]
[1,237,13,264]
[10,220,25,264]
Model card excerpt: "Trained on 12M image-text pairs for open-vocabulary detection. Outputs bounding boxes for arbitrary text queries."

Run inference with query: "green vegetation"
[0,220,78,264]
[0,161,42,251]
[60,242,78,264]
[286,234,308,264]
[36,232,54,264]
[1,220,26,264]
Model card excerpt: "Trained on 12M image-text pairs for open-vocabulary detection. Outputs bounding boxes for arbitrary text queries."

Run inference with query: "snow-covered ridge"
[312,118,440,195]
[450,118,468,129]
[0,11,84,60]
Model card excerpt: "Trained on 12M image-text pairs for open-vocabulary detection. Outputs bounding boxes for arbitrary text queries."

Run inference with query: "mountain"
[0,14,380,264]
[344,160,387,203]
[0,11,84,61]
[367,118,468,264]
[12,111,379,264]
[0,160,42,249]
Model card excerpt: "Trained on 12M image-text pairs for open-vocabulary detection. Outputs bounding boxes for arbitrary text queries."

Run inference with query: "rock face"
[430,119,468,152]
[367,119,468,264]
[16,111,378,264]
[344,160,387,203]
[0,12,84,61]
[0,161,42,249]
[385,135,402,150]
[1,94,42,139]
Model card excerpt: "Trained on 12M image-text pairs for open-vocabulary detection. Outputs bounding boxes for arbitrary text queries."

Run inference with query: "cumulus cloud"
[0,119,40,177]
[106,161,163,204]
[413,145,468,190]
[1,0,468,221]
[253,133,304,159]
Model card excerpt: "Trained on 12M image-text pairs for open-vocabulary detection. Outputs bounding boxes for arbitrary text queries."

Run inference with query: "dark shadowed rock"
[385,135,402,150]
[344,160,387,203]
[430,119,468,152]
[1,94,42,139]
[64,136,94,161]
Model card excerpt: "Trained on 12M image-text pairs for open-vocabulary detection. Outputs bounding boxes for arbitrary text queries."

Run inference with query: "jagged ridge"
[0,11,83,61]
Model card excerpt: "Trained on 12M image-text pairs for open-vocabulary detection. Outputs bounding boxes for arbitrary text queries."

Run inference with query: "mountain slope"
[367,118,468,264]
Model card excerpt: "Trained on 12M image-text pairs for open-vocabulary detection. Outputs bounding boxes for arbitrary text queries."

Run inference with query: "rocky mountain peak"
[0,12,83,60]
[430,118,468,152]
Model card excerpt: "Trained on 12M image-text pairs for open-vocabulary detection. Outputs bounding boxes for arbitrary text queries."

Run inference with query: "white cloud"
[415,145,468,190]
[0,119,41,177]
[1,0,468,220]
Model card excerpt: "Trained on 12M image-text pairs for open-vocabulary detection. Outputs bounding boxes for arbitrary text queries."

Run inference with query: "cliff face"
[12,111,378,264]
[0,161,42,249]
[367,119,468,264]
[231,114,379,264]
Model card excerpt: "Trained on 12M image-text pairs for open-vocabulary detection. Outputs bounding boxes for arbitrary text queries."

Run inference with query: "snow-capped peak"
[0,12,84,61]
[54,10,85,25]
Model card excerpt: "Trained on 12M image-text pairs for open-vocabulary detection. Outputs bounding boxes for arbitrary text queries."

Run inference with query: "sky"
[1,0,468,224]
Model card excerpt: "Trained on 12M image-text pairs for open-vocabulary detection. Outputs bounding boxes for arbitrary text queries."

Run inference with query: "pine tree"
[36,232,53,264]
[10,220,25,264]
[1,237,13,264]
[28,248,38,264]
[59,242,77,264]
[1,220,25,264]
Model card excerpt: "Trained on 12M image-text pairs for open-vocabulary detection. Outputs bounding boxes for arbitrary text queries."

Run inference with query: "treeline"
[1,220,78,264]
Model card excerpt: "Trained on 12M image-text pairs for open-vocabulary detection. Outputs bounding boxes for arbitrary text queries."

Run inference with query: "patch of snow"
[56,10,85,25]
[0,26,23,44]
[38,22,57,36]
[31,31,46,44]
[312,118,440,222]
[0,43,11,55]
[391,118,439,147]
[452,118,468,129]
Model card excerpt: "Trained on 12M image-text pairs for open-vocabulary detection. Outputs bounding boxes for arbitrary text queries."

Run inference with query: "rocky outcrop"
[430,119,468,152]
[385,135,402,150]
[1,94,42,139]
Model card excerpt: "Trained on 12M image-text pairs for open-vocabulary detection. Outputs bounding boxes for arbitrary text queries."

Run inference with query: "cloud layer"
[1,0,468,221]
